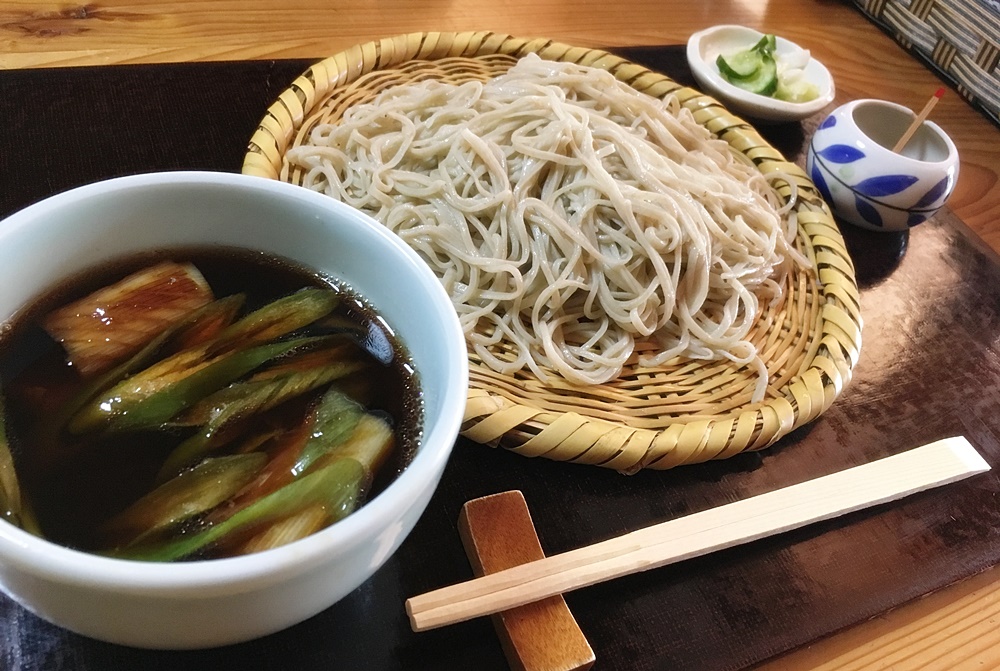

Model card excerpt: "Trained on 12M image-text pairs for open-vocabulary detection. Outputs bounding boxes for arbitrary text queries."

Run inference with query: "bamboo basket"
[242,31,862,472]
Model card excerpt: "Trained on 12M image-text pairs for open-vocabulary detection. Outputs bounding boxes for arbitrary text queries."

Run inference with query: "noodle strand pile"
[289,55,804,398]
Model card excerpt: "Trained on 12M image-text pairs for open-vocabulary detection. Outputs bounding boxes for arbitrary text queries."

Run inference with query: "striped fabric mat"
[854,0,1000,126]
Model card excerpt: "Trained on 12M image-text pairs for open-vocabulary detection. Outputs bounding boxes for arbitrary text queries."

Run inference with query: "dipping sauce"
[0,247,422,561]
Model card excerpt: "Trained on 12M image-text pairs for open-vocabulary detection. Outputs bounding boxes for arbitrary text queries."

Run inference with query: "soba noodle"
[288,54,805,399]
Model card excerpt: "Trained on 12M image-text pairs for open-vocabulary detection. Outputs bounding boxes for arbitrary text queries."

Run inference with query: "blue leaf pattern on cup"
[914,175,950,208]
[811,161,834,204]
[819,115,836,130]
[817,144,865,164]
[854,196,883,228]
[907,212,928,227]
[854,174,919,198]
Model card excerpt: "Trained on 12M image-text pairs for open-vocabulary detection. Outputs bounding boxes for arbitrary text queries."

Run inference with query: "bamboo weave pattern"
[243,32,863,471]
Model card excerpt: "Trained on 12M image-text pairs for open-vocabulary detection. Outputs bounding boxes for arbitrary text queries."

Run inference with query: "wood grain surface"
[1,0,997,250]
[458,491,595,671]
[1,1,999,669]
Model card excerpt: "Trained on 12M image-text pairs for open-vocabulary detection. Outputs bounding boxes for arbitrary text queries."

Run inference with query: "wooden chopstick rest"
[406,436,990,633]
[458,491,595,671]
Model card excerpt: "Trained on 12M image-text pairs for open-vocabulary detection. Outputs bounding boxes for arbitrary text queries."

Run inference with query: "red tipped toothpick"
[892,87,945,153]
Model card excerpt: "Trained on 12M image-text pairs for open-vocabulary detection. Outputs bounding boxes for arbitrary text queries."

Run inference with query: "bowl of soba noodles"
[245,33,863,473]
[0,171,468,648]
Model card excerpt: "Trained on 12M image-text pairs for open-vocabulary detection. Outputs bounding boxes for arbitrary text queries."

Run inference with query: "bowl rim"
[0,170,468,595]
[686,24,836,122]
[827,98,960,169]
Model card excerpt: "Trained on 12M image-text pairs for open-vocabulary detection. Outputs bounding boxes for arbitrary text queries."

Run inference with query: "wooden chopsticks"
[407,436,989,632]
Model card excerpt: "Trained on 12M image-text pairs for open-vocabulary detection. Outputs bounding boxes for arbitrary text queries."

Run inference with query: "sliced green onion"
[69,336,330,434]
[112,457,366,562]
[103,452,267,547]
[0,392,41,535]
[156,347,367,479]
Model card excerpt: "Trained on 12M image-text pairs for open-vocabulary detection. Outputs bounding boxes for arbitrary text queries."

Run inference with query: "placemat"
[2,47,1000,671]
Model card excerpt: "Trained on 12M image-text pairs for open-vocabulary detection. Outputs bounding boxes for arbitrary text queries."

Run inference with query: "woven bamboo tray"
[242,31,862,472]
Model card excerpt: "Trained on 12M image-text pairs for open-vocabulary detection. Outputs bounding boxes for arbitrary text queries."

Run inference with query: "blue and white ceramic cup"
[807,99,959,232]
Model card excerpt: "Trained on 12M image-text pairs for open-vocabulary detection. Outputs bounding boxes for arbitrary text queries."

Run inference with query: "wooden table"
[2,1,999,669]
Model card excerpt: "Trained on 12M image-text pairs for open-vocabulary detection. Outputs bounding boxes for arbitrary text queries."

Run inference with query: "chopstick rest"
[459,491,595,671]
[407,436,990,632]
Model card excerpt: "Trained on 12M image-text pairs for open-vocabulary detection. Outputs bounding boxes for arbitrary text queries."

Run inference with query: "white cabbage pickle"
[717,34,820,103]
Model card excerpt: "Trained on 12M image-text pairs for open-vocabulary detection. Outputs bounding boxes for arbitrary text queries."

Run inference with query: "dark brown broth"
[0,247,423,554]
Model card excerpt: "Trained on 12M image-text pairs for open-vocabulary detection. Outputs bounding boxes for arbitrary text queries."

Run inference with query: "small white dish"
[686,25,835,123]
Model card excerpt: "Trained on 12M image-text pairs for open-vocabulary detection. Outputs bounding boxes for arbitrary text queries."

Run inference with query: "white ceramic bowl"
[686,24,835,123]
[807,99,960,232]
[0,171,468,648]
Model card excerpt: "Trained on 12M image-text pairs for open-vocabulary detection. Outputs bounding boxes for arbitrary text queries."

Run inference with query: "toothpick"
[892,87,945,153]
